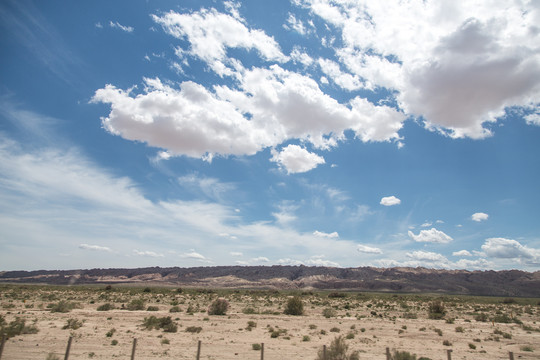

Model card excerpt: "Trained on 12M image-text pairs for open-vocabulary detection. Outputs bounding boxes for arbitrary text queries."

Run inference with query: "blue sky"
[1,0,539,271]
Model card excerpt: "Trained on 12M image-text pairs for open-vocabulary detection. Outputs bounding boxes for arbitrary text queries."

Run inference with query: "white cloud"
[305,256,340,267]
[471,212,489,222]
[313,230,339,239]
[109,21,134,33]
[152,8,287,73]
[271,145,325,174]
[251,256,270,263]
[277,258,304,266]
[133,250,164,257]
[481,238,540,260]
[454,258,492,270]
[408,228,453,244]
[357,244,382,254]
[525,112,540,126]
[229,251,243,257]
[420,222,432,228]
[406,250,448,263]
[380,196,401,206]
[452,250,472,257]
[302,0,540,138]
[284,13,311,35]
[79,244,112,252]
[180,250,211,262]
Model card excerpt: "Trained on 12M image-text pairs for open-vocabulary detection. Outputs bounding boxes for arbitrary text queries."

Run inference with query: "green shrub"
[49,300,76,313]
[252,343,262,350]
[208,298,229,315]
[303,335,311,341]
[328,292,347,298]
[521,345,534,352]
[284,296,304,316]
[126,299,146,311]
[391,350,417,360]
[323,307,336,318]
[330,327,340,333]
[474,313,488,322]
[142,316,178,332]
[111,339,118,346]
[45,354,60,360]
[442,340,452,346]
[97,303,114,311]
[146,306,159,311]
[428,301,446,320]
[186,326,202,333]
[455,326,464,333]
[468,343,476,349]
[1,317,39,338]
[242,307,257,314]
[169,306,181,313]
[316,336,359,360]
[106,328,116,337]
[62,318,83,330]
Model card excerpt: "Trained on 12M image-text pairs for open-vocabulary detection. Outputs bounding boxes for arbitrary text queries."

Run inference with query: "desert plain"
[1,284,539,360]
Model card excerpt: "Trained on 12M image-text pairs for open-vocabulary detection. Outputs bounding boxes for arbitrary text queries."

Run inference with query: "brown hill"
[1,266,539,297]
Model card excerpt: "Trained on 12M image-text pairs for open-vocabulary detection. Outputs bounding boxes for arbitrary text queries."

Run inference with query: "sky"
[1,0,539,271]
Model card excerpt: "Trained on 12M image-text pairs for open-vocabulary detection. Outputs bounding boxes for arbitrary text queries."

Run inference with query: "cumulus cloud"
[229,251,243,257]
[271,145,325,174]
[357,244,382,254]
[302,0,540,138]
[152,8,287,74]
[79,244,112,252]
[481,238,540,260]
[94,6,408,173]
[380,196,401,206]
[452,250,472,257]
[406,250,448,263]
[471,212,489,222]
[408,228,453,244]
[313,230,339,239]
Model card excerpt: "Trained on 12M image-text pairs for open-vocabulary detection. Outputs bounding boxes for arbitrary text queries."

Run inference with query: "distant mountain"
[1,266,539,297]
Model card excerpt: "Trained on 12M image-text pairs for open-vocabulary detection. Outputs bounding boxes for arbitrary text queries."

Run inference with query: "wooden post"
[0,336,6,360]
[64,336,73,360]
[130,338,137,360]
[323,345,327,360]
[509,352,515,360]
[447,349,452,360]
[196,340,201,360]
[386,347,391,360]
[260,343,264,360]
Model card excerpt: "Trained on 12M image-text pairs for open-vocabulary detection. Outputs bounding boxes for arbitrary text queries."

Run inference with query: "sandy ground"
[1,287,539,359]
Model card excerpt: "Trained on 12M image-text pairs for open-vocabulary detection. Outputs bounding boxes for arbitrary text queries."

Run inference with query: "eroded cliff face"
[1,265,539,297]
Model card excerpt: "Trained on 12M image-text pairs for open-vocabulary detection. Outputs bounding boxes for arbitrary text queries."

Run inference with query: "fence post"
[260,343,264,360]
[323,345,327,360]
[0,336,6,360]
[386,347,391,360]
[447,349,452,360]
[196,340,201,360]
[64,336,73,360]
[130,338,137,360]
[509,352,514,360]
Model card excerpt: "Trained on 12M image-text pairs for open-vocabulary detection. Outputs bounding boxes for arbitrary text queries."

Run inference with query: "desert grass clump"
[428,300,446,320]
[284,296,304,316]
[186,326,203,333]
[62,318,83,330]
[323,307,336,318]
[97,303,114,311]
[1,317,39,338]
[208,298,229,315]
[126,299,146,311]
[316,336,359,360]
[142,316,178,333]
[391,350,417,360]
[49,300,77,313]
[252,343,262,350]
